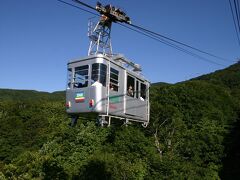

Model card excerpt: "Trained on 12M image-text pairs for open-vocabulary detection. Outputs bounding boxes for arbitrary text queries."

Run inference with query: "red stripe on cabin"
[75,97,85,103]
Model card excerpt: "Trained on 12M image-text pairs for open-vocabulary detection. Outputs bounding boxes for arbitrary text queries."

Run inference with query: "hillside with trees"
[0,63,239,179]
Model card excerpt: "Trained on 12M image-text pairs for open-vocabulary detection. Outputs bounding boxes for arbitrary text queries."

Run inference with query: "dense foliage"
[0,63,239,179]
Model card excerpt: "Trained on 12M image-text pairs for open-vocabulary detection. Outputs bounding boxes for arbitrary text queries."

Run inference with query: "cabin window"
[73,65,89,88]
[110,68,119,91]
[67,68,72,89]
[127,75,135,97]
[140,83,147,100]
[91,63,107,86]
[136,80,139,98]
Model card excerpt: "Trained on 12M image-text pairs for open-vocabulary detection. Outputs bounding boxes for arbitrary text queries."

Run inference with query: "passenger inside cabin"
[74,82,83,88]
[127,85,134,97]
[110,83,114,91]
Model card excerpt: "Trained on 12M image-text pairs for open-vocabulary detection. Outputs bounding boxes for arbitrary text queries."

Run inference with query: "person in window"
[110,83,114,91]
[74,82,83,88]
[127,85,134,97]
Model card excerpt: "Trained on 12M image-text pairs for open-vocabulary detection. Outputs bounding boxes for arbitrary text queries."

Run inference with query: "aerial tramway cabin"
[65,1,150,127]
[66,54,150,126]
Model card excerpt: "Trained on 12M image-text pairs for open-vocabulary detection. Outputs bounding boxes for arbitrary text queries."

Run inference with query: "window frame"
[136,80,139,99]
[73,65,89,89]
[91,63,107,87]
[67,68,73,89]
[110,67,119,92]
[126,75,135,97]
[140,82,147,100]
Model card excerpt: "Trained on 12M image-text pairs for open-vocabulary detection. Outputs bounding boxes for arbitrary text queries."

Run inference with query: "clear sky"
[0,0,239,92]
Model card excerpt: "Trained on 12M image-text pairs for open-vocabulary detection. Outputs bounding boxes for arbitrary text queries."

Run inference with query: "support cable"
[56,0,233,65]
[117,23,225,66]
[57,0,99,16]
[233,0,240,33]
[129,24,233,62]
[229,0,240,46]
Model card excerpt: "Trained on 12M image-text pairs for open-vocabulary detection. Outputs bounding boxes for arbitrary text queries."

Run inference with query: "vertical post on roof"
[88,15,113,56]
[86,2,131,57]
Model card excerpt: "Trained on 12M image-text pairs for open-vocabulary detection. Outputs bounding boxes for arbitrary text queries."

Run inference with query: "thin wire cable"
[72,0,97,11]
[233,0,240,33]
[117,23,225,66]
[235,0,240,27]
[129,24,232,62]
[56,0,229,66]
[236,0,240,21]
[238,0,240,19]
[57,0,99,16]
[229,0,240,45]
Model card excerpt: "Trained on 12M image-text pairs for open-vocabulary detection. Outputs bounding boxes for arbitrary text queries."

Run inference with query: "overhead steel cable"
[236,0,240,21]
[57,0,99,16]
[235,0,240,26]
[229,0,240,46]
[72,0,97,11]
[238,0,240,19]
[57,0,231,66]
[129,24,233,63]
[233,0,240,33]
[117,23,225,67]
[67,0,230,62]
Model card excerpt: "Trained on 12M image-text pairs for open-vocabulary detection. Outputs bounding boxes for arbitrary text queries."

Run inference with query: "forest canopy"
[0,63,239,179]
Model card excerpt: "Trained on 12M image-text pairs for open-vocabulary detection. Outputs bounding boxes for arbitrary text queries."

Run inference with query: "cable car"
[65,1,150,127]
[66,54,150,127]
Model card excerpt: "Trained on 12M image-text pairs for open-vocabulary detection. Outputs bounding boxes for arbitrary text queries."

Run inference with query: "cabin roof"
[68,54,150,83]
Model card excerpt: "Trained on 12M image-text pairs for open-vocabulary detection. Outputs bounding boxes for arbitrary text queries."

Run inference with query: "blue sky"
[0,0,239,92]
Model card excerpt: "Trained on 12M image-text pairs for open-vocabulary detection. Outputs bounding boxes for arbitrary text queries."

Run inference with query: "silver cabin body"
[66,54,150,125]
